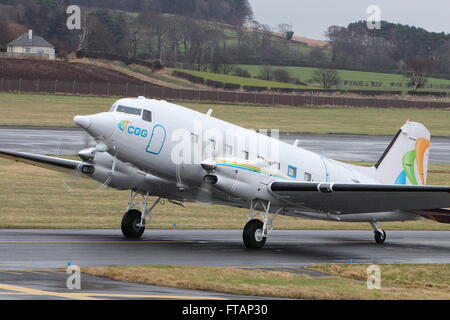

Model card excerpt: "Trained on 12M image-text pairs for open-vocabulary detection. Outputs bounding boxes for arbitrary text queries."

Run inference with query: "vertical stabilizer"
[375,121,430,185]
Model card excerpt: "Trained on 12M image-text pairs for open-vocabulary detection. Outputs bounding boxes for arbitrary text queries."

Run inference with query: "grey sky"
[248,0,450,40]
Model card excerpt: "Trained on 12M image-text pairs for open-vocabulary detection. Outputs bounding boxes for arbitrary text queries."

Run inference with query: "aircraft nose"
[74,113,116,138]
[73,116,92,130]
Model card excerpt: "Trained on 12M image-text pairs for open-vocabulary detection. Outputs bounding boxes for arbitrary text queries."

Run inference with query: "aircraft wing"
[270,181,450,214]
[0,149,82,174]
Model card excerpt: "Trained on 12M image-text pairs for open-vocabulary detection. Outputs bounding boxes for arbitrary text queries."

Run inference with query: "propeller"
[55,134,115,193]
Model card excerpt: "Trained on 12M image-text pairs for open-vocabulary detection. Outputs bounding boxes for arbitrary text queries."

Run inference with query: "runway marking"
[0,283,226,300]
[0,283,98,300]
[67,293,226,300]
[28,271,49,275]
[0,271,23,275]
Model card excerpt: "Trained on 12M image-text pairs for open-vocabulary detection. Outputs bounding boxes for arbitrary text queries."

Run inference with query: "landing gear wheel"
[121,209,145,239]
[243,219,266,249]
[374,230,386,244]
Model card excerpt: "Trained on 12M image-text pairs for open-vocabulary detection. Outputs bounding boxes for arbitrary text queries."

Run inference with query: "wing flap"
[0,149,81,174]
[270,181,450,214]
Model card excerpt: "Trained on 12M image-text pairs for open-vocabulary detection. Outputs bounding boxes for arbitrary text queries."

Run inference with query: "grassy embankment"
[167,68,316,89]
[82,264,450,300]
[235,64,450,93]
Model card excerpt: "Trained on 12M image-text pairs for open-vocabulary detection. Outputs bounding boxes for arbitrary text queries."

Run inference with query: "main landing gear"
[370,221,387,244]
[121,190,161,239]
[243,200,283,249]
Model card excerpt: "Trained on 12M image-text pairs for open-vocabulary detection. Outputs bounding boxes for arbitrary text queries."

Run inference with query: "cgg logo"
[118,120,148,138]
[127,125,148,138]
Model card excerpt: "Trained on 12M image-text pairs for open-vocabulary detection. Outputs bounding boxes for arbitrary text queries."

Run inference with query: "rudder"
[374,121,430,185]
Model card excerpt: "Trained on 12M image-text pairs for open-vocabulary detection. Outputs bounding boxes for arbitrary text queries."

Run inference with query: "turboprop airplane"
[1,97,449,249]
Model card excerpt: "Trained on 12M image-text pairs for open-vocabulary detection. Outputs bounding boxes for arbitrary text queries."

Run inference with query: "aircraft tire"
[374,230,386,244]
[121,209,145,239]
[243,219,266,249]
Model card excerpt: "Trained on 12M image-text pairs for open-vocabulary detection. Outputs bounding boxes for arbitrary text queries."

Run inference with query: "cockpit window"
[109,104,116,112]
[116,105,142,116]
[142,110,152,122]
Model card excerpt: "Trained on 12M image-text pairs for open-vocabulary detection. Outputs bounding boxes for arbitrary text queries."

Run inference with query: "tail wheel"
[243,219,266,249]
[121,209,145,239]
[374,230,386,244]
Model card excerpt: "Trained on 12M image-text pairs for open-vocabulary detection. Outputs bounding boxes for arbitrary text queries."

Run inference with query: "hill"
[0,58,157,85]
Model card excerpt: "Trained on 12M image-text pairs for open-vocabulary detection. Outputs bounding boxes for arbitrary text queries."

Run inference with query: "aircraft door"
[146,124,167,155]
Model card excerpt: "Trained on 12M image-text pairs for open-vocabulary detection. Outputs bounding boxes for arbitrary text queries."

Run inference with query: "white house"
[7,30,55,60]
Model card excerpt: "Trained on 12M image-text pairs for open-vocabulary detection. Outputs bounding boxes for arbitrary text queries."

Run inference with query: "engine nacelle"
[80,152,152,191]
[203,158,278,201]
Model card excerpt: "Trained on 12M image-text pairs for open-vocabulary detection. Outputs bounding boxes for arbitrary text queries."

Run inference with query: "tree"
[324,26,347,63]
[272,69,291,83]
[403,59,432,91]
[0,21,27,48]
[257,65,273,81]
[312,69,341,89]
[233,67,251,78]
[278,23,294,40]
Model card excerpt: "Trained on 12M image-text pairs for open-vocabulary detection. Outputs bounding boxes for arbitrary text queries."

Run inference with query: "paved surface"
[0,127,449,163]
[1,229,449,269]
[0,229,449,300]
[0,269,259,300]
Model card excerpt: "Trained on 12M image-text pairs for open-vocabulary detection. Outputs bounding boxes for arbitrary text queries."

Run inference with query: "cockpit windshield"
[115,105,142,116]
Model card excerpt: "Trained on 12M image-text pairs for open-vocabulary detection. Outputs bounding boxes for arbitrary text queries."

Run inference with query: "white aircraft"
[1,97,449,249]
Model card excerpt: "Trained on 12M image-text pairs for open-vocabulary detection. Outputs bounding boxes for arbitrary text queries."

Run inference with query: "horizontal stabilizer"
[408,209,450,224]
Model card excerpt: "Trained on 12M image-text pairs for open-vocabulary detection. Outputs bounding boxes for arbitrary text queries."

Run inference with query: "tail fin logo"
[395,138,430,185]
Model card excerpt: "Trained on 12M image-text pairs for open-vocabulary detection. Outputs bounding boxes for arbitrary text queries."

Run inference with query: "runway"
[0,126,449,163]
[1,229,449,270]
[0,229,449,299]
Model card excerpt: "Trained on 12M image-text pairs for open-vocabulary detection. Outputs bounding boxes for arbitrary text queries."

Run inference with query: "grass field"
[167,68,315,89]
[0,158,448,230]
[0,93,449,136]
[82,264,450,299]
[236,65,450,92]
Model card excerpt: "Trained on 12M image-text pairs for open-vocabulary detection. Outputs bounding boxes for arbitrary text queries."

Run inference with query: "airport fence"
[0,78,449,109]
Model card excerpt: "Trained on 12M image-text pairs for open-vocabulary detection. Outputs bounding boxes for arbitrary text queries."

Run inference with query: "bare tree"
[312,68,341,89]
[403,59,432,91]
[127,30,140,61]
[272,69,291,83]
[0,21,27,48]
[278,23,294,40]
[258,65,273,81]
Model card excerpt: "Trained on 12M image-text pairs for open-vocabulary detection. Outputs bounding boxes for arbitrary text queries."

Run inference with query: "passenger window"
[272,162,280,171]
[304,172,312,181]
[241,150,249,160]
[288,166,297,178]
[143,110,152,122]
[116,105,142,116]
[225,145,233,155]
